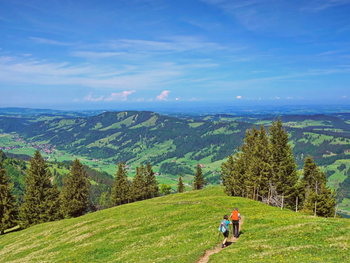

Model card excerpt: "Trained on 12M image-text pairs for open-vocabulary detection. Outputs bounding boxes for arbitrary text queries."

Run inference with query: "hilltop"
[1,187,349,262]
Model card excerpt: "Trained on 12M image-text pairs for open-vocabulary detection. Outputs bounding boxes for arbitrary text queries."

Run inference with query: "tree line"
[221,118,336,217]
[0,149,208,234]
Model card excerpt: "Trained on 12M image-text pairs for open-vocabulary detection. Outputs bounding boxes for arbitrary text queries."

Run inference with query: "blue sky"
[0,0,350,109]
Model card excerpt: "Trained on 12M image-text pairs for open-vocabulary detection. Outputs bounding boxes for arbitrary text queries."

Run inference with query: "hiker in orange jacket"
[230,207,241,238]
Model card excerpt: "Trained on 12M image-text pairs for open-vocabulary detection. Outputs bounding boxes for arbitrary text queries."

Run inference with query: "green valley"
[1,110,350,212]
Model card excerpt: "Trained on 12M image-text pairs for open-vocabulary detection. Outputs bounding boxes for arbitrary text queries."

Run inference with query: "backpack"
[218,220,227,233]
[231,211,239,221]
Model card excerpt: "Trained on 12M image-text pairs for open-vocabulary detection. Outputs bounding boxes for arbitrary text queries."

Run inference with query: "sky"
[0,0,350,109]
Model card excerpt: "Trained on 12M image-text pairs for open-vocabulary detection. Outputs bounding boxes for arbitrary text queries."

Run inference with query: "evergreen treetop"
[193,164,206,190]
[19,150,61,228]
[110,162,130,206]
[60,159,90,218]
[129,165,145,201]
[0,163,18,235]
[177,173,185,193]
[144,163,159,199]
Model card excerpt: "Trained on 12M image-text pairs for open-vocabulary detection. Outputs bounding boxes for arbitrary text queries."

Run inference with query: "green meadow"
[1,187,349,263]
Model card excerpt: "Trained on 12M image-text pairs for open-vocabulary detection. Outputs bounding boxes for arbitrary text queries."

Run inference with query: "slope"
[1,187,349,263]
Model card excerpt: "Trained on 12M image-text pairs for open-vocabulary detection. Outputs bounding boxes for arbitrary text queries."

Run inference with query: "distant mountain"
[4,111,250,166]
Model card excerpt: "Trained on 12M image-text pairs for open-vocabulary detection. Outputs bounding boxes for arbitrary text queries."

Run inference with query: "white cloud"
[302,0,350,12]
[107,36,226,53]
[73,98,79,102]
[0,55,182,89]
[237,95,242,99]
[189,97,203,101]
[29,37,73,46]
[175,97,180,100]
[136,97,145,102]
[156,90,170,101]
[105,90,136,101]
[342,95,347,98]
[83,92,104,102]
[287,97,293,99]
[71,51,125,59]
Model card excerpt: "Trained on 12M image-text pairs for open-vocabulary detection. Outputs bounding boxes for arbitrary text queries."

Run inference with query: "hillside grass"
[1,187,350,263]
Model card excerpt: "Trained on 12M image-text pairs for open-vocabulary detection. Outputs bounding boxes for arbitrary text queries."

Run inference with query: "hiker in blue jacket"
[220,215,232,248]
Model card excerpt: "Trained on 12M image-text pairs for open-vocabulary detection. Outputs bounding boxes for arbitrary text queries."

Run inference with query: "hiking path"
[196,220,243,263]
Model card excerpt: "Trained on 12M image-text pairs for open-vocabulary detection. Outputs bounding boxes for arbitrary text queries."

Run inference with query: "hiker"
[219,215,232,248]
[230,207,241,238]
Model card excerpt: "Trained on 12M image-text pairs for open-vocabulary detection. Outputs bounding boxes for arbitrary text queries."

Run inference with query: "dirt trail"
[196,220,243,263]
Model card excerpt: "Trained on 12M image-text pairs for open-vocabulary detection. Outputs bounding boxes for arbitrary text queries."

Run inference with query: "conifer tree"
[302,155,327,195]
[0,163,18,235]
[316,183,336,217]
[19,151,61,228]
[60,159,90,217]
[0,150,6,163]
[160,183,172,195]
[301,156,335,216]
[177,173,185,193]
[247,125,272,200]
[221,154,245,197]
[269,118,299,208]
[144,163,159,199]
[99,191,110,210]
[193,164,206,190]
[110,162,130,206]
[129,166,145,201]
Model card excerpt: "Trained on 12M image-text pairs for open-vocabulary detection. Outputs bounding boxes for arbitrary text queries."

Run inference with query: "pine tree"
[99,191,110,210]
[248,125,272,200]
[177,173,185,193]
[129,166,145,201]
[301,156,335,217]
[0,150,7,163]
[160,183,172,195]
[302,155,327,196]
[60,159,90,217]
[144,163,159,199]
[193,164,206,190]
[269,118,299,208]
[110,162,130,206]
[0,163,18,235]
[19,151,61,228]
[316,183,336,217]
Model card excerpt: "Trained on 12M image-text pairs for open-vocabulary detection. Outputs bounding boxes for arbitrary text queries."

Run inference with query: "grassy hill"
[1,187,349,263]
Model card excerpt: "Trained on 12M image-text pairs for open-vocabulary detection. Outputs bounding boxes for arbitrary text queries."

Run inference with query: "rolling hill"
[1,110,350,211]
[1,187,349,262]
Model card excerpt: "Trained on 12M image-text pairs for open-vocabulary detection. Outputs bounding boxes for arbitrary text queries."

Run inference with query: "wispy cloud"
[0,54,182,89]
[301,0,350,12]
[201,0,311,36]
[105,90,136,101]
[156,90,170,101]
[29,37,74,46]
[105,36,226,53]
[71,51,125,59]
[189,97,203,101]
[83,92,104,102]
